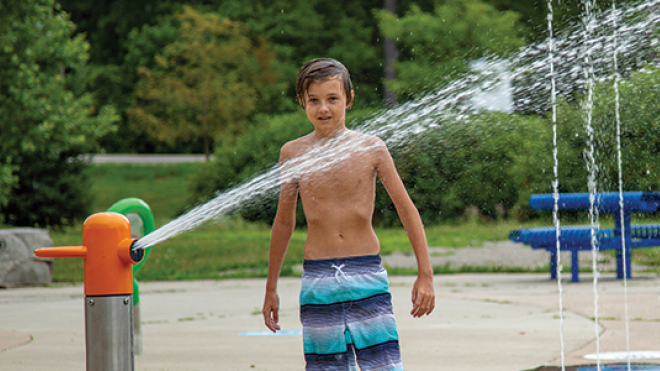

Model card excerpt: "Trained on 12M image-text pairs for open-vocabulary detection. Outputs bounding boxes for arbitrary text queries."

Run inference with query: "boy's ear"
[297,94,306,109]
[347,89,355,109]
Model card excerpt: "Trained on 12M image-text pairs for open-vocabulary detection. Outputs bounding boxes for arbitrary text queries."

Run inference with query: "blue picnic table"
[509,192,660,282]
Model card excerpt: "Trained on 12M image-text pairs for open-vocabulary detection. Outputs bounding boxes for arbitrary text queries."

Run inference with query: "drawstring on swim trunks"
[331,263,346,283]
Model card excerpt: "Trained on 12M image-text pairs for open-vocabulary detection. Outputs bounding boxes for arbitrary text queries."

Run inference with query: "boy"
[262,58,435,370]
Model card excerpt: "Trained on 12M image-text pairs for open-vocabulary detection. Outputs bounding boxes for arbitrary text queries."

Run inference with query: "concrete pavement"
[1,273,659,370]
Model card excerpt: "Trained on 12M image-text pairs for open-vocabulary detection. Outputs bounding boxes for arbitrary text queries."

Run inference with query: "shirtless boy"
[262,58,435,370]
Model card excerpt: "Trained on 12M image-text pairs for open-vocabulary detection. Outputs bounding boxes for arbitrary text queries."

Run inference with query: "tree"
[382,0,400,106]
[376,0,527,99]
[0,0,119,226]
[127,7,281,159]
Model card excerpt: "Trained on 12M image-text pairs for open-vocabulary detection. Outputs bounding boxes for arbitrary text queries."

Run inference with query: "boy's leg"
[301,259,358,371]
[347,293,404,371]
[300,305,357,371]
[302,339,358,371]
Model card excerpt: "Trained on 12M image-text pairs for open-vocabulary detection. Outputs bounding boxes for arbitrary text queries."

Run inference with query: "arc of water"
[134,0,660,254]
[134,64,505,251]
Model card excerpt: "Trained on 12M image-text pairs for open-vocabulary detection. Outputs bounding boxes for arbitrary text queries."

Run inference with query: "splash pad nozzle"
[35,212,144,371]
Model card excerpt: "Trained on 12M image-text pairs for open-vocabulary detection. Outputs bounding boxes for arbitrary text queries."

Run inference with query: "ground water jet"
[546,1,567,369]
[581,0,603,370]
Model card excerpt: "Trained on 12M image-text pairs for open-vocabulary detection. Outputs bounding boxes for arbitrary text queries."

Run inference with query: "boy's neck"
[312,125,349,141]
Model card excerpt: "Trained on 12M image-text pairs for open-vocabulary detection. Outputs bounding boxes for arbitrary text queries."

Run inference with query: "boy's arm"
[374,139,435,318]
[263,145,299,332]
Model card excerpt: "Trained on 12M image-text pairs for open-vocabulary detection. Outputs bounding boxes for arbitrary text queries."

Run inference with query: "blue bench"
[509,192,660,282]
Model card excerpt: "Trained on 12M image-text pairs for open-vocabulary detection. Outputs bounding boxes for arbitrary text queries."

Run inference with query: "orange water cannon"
[36,212,144,294]
[35,212,145,371]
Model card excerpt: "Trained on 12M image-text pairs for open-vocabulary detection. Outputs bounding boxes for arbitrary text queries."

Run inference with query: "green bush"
[0,1,118,227]
[375,67,660,226]
[374,111,551,226]
[3,152,92,227]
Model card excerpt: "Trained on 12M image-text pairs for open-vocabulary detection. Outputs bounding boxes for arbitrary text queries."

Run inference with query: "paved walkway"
[383,241,650,275]
[86,154,211,164]
[1,273,659,370]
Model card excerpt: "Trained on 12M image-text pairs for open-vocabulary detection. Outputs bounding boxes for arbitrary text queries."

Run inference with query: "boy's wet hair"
[296,58,354,107]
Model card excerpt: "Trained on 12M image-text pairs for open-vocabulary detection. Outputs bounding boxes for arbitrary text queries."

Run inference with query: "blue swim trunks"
[300,254,404,371]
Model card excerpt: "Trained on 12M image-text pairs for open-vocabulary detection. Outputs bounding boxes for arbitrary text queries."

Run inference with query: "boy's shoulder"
[279,130,387,161]
[344,131,387,153]
[279,133,314,159]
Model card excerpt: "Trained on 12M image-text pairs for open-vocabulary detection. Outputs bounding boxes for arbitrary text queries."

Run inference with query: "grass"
[36,163,660,282]
[377,219,547,254]
[86,163,202,223]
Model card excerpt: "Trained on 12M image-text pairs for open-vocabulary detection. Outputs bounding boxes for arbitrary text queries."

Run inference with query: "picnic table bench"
[509,192,660,282]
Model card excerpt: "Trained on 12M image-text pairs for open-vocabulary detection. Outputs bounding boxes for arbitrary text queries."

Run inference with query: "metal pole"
[86,295,134,371]
[133,302,143,355]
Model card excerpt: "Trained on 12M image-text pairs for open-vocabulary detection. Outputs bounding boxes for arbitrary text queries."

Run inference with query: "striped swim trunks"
[300,254,404,371]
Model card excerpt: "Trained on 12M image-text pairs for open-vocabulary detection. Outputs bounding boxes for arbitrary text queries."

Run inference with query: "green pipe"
[107,198,155,305]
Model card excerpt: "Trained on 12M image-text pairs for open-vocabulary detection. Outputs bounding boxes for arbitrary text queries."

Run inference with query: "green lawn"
[86,163,202,223]
[41,163,660,282]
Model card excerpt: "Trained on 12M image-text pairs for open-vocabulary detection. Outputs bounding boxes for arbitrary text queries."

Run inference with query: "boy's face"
[299,77,354,133]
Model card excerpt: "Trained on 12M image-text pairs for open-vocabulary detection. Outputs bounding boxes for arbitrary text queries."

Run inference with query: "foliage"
[554,67,660,194]
[52,0,639,154]
[487,0,622,42]
[0,0,118,227]
[374,65,660,226]
[0,163,17,211]
[57,0,390,153]
[214,0,381,103]
[127,7,281,159]
[376,0,527,99]
[373,111,550,226]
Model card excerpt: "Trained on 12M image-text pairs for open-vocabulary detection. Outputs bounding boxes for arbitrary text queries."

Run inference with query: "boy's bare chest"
[297,157,375,197]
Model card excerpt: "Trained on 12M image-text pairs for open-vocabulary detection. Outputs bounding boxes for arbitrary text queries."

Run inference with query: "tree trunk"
[202,99,210,161]
[383,0,399,106]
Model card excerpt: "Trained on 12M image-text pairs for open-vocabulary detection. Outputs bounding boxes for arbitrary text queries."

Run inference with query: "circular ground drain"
[238,329,302,336]
[585,352,660,361]
[578,366,660,371]
[529,364,660,371]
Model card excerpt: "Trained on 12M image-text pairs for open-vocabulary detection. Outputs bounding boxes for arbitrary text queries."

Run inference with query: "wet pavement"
[1,273,659,370]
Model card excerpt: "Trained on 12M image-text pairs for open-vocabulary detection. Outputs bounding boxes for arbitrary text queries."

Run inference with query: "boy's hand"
[411,275,435,318]
[262,290,281,332]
